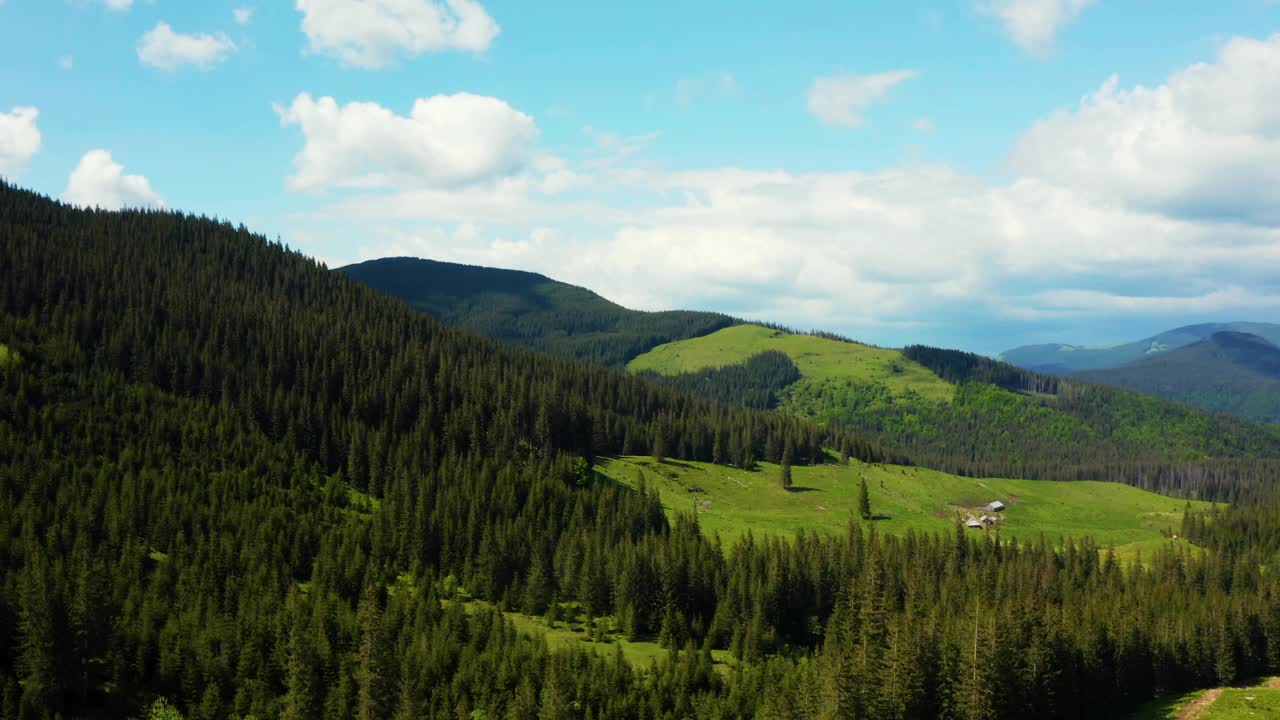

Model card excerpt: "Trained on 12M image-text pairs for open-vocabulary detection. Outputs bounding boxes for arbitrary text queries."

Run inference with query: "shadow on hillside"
[785,486,821,494]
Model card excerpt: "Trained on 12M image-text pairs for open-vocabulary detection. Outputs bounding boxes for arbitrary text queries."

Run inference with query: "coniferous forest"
[5,183,1280,720]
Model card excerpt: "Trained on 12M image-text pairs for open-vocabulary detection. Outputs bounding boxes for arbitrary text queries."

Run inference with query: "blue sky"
[2,1,1280,354]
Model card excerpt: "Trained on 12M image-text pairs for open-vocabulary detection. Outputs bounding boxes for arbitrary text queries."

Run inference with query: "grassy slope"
[1130,678,1280,719]
[598,456,1214,555]
[455,600,735,671]
[628,324,954,404]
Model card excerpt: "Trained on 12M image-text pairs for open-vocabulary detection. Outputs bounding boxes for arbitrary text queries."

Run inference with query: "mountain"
[628,325,1280,492]
[6,183,1280,718]
[340,256,734,367]
[1077,331,1280,423]
[0,182,879,717]
[999,321,1280,373]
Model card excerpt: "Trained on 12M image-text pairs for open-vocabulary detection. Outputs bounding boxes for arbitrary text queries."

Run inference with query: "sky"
[2,1,1280,354]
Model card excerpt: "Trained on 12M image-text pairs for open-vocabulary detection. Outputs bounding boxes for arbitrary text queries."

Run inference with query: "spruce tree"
[780,441,794,490]
[859,477,872,520]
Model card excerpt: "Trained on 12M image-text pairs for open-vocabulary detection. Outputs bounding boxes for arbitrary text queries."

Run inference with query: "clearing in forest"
[598,456,1216,555]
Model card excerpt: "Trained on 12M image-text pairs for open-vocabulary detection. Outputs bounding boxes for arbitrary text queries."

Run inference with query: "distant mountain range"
[999,322,1280,373]
[1002,323,1280,423]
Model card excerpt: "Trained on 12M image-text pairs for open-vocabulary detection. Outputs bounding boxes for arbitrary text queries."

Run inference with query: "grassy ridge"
[597,456,1215,553]
[628,324,954,403]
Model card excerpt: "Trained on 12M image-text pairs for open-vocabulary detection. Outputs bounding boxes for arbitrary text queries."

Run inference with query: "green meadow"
[597,456,1214,555]
[1129,678,1280,719]
[628,323,955,404]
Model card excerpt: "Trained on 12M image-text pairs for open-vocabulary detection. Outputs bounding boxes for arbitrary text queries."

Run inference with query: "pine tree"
[356,587,391,720]
[780,441,794,490]
[859,478,872,520]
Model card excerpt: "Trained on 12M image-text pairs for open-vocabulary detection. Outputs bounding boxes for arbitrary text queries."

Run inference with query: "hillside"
[631,331,1280,496]
[598,456,1213,555]
[1078,331,1280,423]
[4,183,1280,719]
[0,182,878,718]
[629,323,954,407]
[1000,321,1280,373]
[340,256,734,366]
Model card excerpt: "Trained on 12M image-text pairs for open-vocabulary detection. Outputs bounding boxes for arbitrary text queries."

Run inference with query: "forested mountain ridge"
[999,321,1280,374]
[5,182,1280,720]
[0,181,879,718]
[1075,331,1280,424]
[627,326,1280,498]
[342,257,1280,496]
[340,256,736,367]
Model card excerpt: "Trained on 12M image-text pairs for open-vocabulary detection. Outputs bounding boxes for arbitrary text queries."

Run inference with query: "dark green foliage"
[859,478,871,520]
[340,257,735,367]
[859,346,1280,500]
[4,183,1280,719]
[637,349,801,409]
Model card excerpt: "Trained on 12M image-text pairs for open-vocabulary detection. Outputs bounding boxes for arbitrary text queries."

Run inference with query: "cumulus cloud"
[62,150,165,210]
[807,71,917,128]
[105,0,133,11]
[0,107,41,180]
[292,34,1280,346]
[234,7,253,25]
[277,92,538,192]
[138,22,237,71]
[296,0,499,68]
[1009,33,1280,225]
[983,0,1095,54]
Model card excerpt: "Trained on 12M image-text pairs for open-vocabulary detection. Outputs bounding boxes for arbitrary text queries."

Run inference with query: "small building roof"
[986,500,1006,511]
[965,516,983,528]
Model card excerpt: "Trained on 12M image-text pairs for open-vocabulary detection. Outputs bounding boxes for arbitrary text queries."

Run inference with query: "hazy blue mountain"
[999,322,1280,373]
[1076,331,1280,423]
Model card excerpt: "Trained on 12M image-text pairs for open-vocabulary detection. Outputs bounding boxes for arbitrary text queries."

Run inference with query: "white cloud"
[59,55,74,70]
[290,34,1280,340]
[234,7,253,25]
[912,117,936,135]
[138,22,237,71]
[277,92,538,192]
[105,0,133,11]
[1009,33,1280,225]
[983,0,1095,55]
[807,70,917,128]
[295,0,499,68]
[1032,287,1280,315]
[62,150,165,210]
[0,106,41,180]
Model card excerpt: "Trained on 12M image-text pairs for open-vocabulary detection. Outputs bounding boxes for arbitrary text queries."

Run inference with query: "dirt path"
[1172,677,1280,719]
[1177,688,1222,720]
